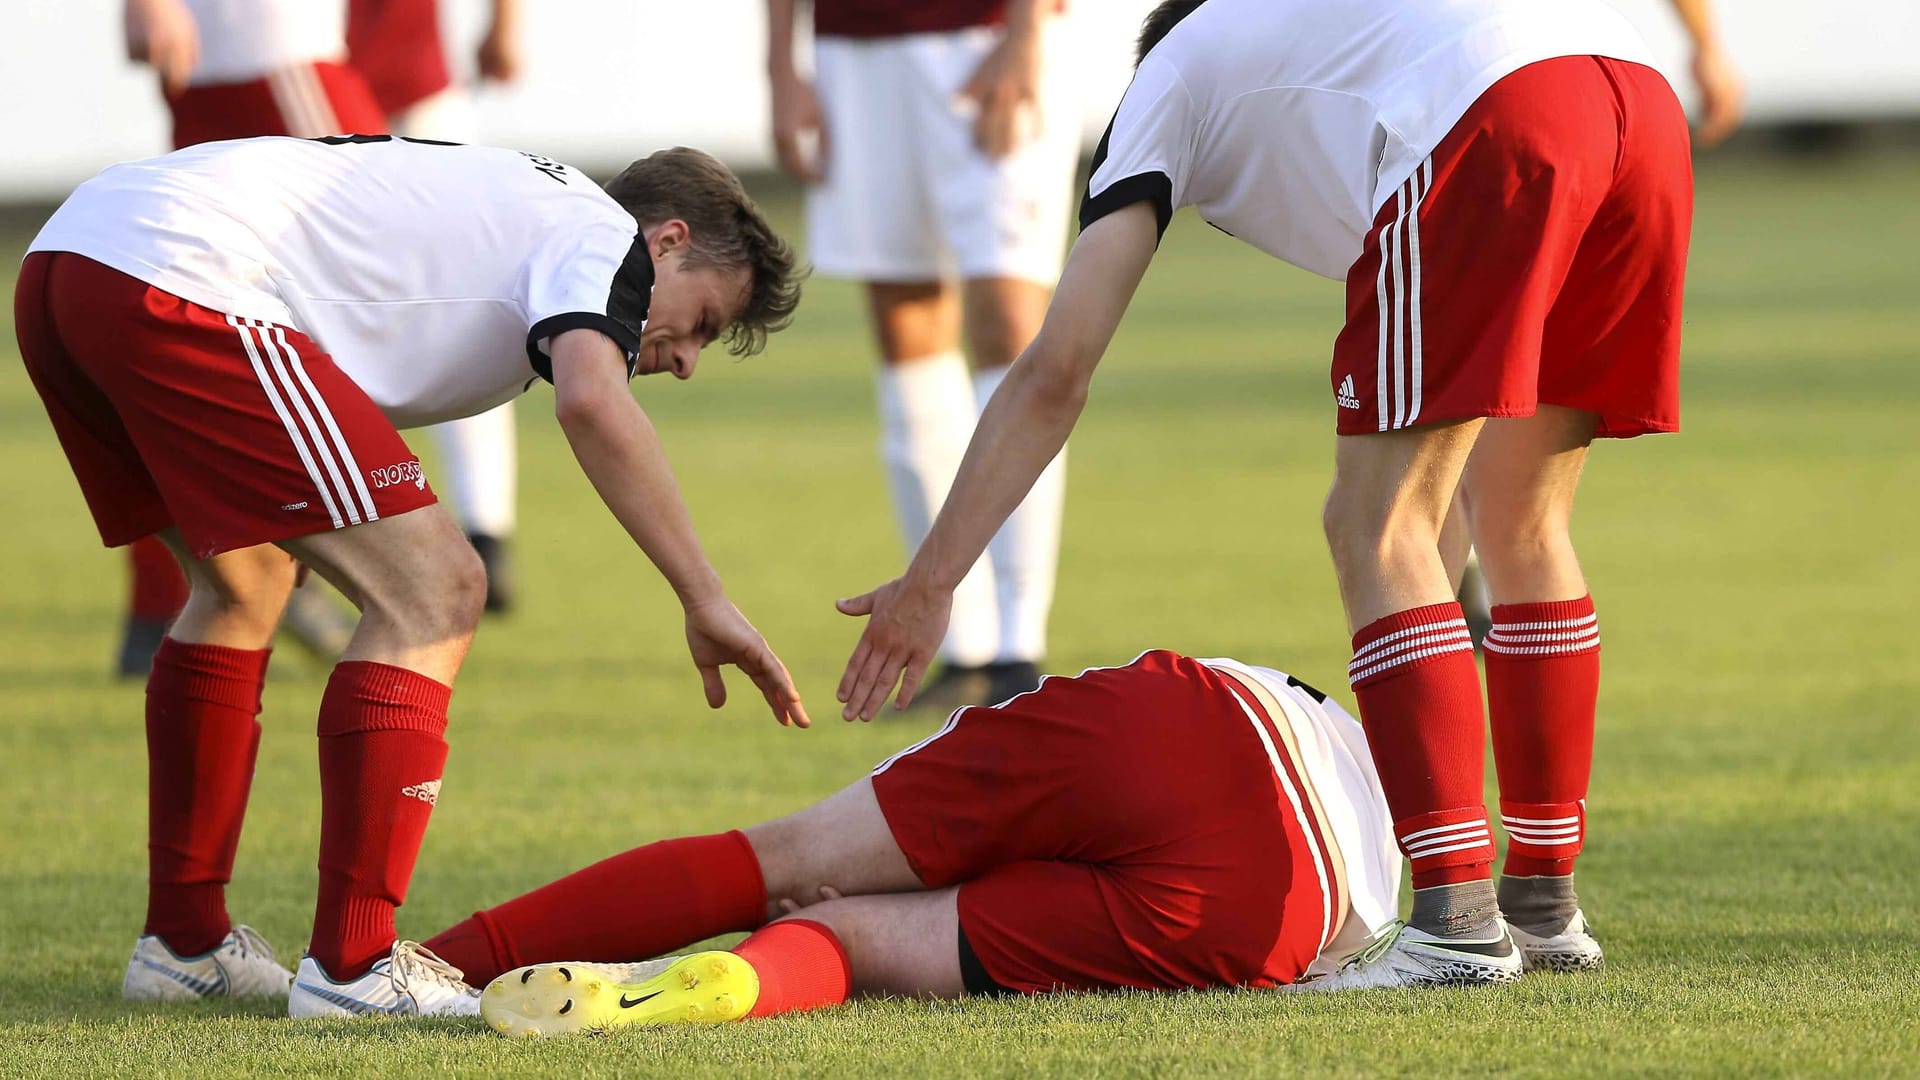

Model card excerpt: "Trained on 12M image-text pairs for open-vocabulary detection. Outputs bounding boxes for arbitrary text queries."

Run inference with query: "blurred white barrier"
[3,0,1917,199]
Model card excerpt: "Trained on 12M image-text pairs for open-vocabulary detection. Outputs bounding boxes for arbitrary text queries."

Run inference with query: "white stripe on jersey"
[229,316,344,528]
[1220,682,1336,953]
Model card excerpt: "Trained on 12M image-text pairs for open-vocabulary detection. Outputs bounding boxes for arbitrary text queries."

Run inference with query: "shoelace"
[390,941,475,997]
[229,925,276,963]
[1338,918,1406,972]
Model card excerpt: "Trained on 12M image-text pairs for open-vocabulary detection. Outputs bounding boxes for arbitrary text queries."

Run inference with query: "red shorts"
[15,253,435,559]
[870,650,1335,993]
[1331,56,1693,439]
[168,61,388,149]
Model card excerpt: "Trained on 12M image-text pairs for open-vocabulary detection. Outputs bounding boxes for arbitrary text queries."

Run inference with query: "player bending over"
[18,136,809,1018]
[414,650,1452,1037]
[836,0,1690,985]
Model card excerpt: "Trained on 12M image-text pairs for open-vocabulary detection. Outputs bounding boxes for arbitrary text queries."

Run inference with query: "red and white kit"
[869,650,1400,992]
[20,137,653,558]
[167,0,386,147]
[807,0,1079,284]
[1082,0,1692,439]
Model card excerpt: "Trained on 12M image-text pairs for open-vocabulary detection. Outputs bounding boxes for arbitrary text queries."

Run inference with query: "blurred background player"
[1455,0,1746,644]
[348,0,527,613]
[118,0,384,674]
[766,0,1079,711]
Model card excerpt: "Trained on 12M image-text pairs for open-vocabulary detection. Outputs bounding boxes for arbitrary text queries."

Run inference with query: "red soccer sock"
[733,920,852,1018]
[1486,596,1600,878]
[128,537,190,622]
[143,638,271,955]
[309,661,452,980]
[1349,602,1495,889]
[424,831,767,986]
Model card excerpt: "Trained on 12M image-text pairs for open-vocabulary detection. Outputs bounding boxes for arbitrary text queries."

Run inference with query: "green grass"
[3,153,1918,1077]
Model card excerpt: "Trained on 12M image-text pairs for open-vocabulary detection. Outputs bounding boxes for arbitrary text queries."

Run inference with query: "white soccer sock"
[430,403,518,538]
[876,354,998,668]
[973,364,1064,664]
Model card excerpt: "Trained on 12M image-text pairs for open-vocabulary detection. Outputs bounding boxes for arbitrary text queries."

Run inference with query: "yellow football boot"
[480,952,760,1038]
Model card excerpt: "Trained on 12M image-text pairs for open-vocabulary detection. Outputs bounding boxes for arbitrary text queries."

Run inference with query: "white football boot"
[123,925,295,1002]
[1287,919,1524,991]
[1509,908,1605,972]
[288,940,481,1018]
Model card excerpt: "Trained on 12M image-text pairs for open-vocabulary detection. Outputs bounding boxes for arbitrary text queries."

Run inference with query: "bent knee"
[364,540,486,645]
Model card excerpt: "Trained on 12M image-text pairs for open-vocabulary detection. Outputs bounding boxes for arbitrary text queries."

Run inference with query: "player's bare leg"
[963,275,1060,703]
[424,777,924,987]
[276,504,487,1015]
[122,530,300,1002]
[1461,405,1606,970]
[1320,419,1519,982]
[870,280,1001,708]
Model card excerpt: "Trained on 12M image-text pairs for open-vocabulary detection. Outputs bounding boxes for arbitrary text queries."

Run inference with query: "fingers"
[844,634,896,722]
[698,663,726,709]
[894,653,930,710]
[817,885,844,902]
[774,133,821,184]
[835,592,876,617]
[837,634,872,706]
[748,645,810,729]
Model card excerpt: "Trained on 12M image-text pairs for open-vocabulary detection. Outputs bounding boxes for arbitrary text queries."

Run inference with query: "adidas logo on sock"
[1336,374,1361,410]
[400,779,441,805]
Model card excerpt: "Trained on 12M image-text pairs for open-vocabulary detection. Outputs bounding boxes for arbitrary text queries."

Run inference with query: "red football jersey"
[813,0,1006,38]
[346,0,452,116]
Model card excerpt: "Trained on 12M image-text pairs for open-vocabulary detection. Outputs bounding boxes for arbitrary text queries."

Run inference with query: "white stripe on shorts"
[228,316,345,528]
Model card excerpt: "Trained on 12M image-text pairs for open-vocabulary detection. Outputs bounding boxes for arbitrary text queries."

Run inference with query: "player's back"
[33,137,647,427]
[1103,0,1654,276]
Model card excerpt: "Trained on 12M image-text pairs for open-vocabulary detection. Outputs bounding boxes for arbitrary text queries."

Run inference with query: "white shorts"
[807,24,1080,285]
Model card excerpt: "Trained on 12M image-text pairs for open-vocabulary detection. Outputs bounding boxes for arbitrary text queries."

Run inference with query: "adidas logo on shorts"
[1336,374,1361,410]
[400,779,441,805]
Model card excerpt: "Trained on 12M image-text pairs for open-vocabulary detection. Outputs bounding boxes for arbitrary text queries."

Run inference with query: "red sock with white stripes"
[309,661,452,980]
[1487,596,1600,880]
[423,831,768,986]
[144,638,271,955]
[733,920,853,1017]
[1349,603,1495,895]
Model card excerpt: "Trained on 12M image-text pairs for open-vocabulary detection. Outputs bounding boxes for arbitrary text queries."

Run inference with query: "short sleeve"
[1079,58,1196,242]
[521,216,655,383]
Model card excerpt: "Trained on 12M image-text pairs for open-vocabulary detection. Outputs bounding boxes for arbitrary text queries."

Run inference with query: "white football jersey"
[184,0,347,84]
[1200,658,1403,974]
[30,136,652,428]
[1082,0,1657,279]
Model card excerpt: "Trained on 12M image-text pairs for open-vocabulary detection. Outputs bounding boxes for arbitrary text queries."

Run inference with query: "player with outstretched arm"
[834,0,1695,987]
[17,137,810,1017]
[422,650,1407,1035]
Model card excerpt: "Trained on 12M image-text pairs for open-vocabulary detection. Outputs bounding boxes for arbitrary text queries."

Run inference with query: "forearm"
[1001,0,1046,39]
[766,0,803,77]
[557,392,723,606]
[490,0,521,29]
[1667,0,1722,49]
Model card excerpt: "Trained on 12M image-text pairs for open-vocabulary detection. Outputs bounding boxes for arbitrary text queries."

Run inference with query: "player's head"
[1135,0,1206,66]
[604,147,803,378]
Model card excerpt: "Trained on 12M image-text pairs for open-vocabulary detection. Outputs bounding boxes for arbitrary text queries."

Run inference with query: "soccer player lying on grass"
[835,0,1689,986]
[417,650,1427,1038]
[17,137,810,1018]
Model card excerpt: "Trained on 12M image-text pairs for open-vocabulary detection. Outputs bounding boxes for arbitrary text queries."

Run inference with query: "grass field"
[2,152,1918,1078]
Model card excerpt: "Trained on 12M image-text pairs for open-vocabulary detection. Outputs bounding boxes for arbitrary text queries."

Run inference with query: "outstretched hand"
[685,599,810,728]
[835,577,952,721]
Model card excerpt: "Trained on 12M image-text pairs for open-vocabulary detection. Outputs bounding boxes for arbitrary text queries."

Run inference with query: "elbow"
[553,386,611,433]
[1026,347,1094,418]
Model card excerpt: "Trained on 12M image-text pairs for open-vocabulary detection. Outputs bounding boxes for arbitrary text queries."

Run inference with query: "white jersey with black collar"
[30,135,653,428]
[1081,0,1657,279]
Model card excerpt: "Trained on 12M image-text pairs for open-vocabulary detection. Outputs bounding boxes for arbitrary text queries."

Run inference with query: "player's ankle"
[1409,878,1500,938]
[1498,873,1579,937]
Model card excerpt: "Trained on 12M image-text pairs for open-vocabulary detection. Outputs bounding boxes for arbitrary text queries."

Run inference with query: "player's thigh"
[789,889,964,999]
[867,281,961,362]
[47,263,439,568]
[279,502,483,630]
[1539,60,1693,440]
[960,276,1050,369]
[745,778,922,908]
[15,252,173,547]
[807,38,945,283]
[1329,56,1621,437]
